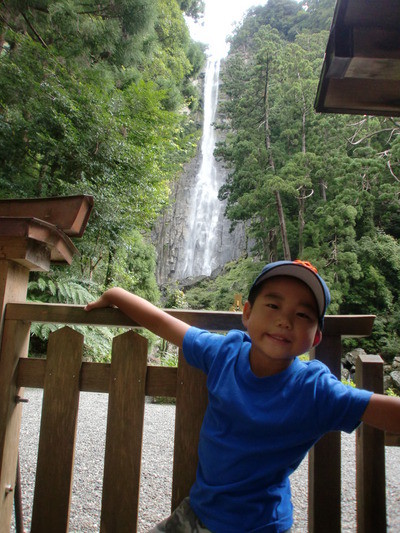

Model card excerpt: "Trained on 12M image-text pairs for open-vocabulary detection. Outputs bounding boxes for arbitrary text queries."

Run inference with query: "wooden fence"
[0,301,395,532]
[0,197,397,532]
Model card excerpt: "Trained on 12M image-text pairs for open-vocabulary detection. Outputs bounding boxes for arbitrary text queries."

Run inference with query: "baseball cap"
[248,260,331,329]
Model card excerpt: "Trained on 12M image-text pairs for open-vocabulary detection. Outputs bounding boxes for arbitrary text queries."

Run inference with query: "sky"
[187,0,268,58]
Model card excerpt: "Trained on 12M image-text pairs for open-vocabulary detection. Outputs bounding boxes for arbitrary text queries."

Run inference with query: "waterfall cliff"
[154,56,247,285]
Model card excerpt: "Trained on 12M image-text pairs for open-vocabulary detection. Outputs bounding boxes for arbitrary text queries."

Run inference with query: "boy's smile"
[242,276,321,377]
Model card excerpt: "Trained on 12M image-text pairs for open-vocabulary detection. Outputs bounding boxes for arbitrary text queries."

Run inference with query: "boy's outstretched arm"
[362,393,400,434]
[84,287,190,349]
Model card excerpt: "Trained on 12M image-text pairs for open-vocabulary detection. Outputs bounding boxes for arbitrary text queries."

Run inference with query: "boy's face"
[242,276,321,377]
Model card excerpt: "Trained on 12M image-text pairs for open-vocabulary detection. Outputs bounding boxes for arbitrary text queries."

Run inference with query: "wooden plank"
[0,237,51,272]
[0,261,30,530]
[17,358,178,397]
[6,302,375,337]
[324,78,400,115]
[355,354,386,533]
[0,261,30,331]
[100,331,147,533]
[0,195,94,237]
[31,327,83,533]
[308,335,342,533]
[308,431,341,533]
[344,0,400,28]
[145,366,177,398]
[5,302,245,331]
[0,218,77,265]
[0,319,30,531]
[171,349,208,511]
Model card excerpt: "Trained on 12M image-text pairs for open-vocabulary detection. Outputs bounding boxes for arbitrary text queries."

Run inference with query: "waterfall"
[181,55,222,278]
[154,52,247,285]
[154,4,251,285]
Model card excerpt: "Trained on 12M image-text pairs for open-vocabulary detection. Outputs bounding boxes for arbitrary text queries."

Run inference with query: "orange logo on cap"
[293,259,318,274]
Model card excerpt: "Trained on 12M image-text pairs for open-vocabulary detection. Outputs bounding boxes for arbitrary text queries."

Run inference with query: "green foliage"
[0,0,205,306]
[28,274,95,304]
[163,284,189,309]
[27,273,116,361]
[216,0,400,360]
[184,258,263,311]
[178,0,204,19]
[341,378,356,388]
[106,229,161,301]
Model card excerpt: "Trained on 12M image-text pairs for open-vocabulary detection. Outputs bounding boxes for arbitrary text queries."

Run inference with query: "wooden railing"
[0,300,394,532]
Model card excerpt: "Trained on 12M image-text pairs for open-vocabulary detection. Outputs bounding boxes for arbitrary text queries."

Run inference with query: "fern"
[48,280,57,296]
[27,274,114,362]
[30,322,60,338]
[28,276,97,305]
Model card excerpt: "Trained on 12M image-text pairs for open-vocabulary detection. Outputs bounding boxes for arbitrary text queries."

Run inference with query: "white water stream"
[155,2,258,283]
[181,56,222,278]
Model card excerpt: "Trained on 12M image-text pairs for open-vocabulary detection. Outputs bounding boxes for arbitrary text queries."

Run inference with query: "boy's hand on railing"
[84,291,115,312]
[84,287,190,348]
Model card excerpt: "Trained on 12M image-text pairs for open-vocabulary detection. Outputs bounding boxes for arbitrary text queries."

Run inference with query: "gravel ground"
[11,388,400,532]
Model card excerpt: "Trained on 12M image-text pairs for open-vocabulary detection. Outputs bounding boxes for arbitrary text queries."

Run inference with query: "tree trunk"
[269,229,278,262]
[298,189,305,257]
[264,60,290,260]
[298,72,307,155]
[275,190,291,260]
[104,242,116,290]
[264,57,275,172]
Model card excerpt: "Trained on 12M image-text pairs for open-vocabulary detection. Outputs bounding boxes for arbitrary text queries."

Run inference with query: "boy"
[85,260,400,533]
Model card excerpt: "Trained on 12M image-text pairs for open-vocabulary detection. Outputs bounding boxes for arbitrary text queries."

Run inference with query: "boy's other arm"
[361,393,400,434]
[85,287,190,349]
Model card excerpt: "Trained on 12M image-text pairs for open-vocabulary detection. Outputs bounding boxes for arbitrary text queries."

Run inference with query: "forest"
[1,0,400,371]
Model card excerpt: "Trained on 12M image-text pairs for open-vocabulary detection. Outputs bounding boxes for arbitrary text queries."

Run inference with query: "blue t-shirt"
[183,327,373,533]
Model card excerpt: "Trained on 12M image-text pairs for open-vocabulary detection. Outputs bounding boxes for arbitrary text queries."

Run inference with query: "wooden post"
[0,318,31,530]
[172,350,208,511]
[355,354,386,533]
[0,241,49,529]
[0,196,92,531]
[31,327,84,533]
[0,261,30,338]
[100,331,147,533]
[309,334,343,533]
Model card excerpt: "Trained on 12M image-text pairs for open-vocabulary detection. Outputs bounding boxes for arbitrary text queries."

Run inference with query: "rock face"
[153,140,247,285]
[153,57,247,286]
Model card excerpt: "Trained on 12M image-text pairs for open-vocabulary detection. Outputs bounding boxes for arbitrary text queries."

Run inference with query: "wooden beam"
[5,302,375,337]
[308,335,343,533]
[0,195,94,237]
[17,358,178,397]
[355,354,386,533]
[0,319,30,531]
[0,218,78,266]
[344,0,400,28]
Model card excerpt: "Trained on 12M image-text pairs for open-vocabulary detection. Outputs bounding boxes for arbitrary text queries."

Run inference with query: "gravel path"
[12,388,400,532]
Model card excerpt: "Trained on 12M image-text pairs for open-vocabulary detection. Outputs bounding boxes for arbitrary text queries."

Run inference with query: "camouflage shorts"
[148,497,211,532]
[148,497,293,533]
